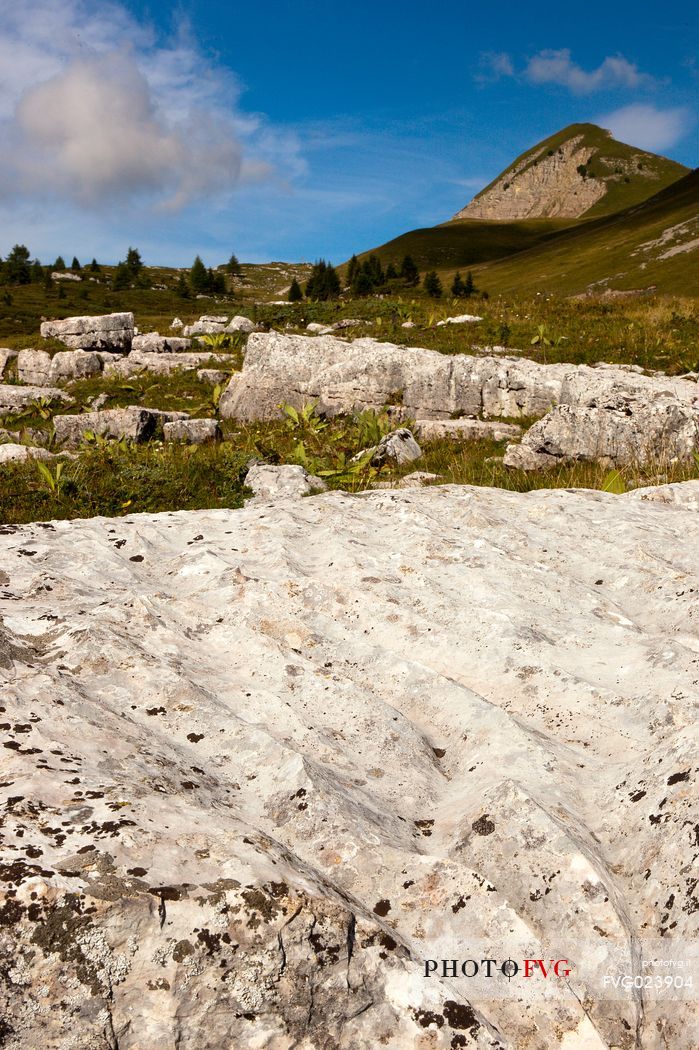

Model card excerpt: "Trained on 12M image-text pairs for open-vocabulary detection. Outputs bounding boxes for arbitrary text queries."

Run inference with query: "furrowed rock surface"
[219,332,699,422]
[503,395,699,469]
[40,312,134,351]
[0,485,697,1049]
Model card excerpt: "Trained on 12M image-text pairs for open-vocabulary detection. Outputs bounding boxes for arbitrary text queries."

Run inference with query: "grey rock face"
[18,348,104,386]
[0,486,697,1048]
[503,395,699,470]
[0,384,69,414]
[226,314,256,333]
[40,311,134,350]
[196,368,229,384]
[16,348,51,385]
[131,333,192,354]
[219,332,699,423]
[245,463,327,500]
[415,418,522,442]
[53,407,189,446]
[104,351,231,378]
[0,348,17,378]
[0,442,56,464]
[163,418,221,443]
[367,427,422,466]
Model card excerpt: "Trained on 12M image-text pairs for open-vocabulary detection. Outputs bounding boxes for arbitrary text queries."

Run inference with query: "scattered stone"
[171,317,184,329]
[435,314,483,325]
[306,323,327,333]
[163,418,222,444]
[40,311,134,351]
[245,463,327,500]
[51,271,81,282]
[53,407,189,446]
[131,333,192,354]
[415,418,522,442]
[357,428,422,467]
[225,315,256,334]
[0,442,56,464]
[0,384,69,414]
[503,395,699,470]
[401,320,416,328]
[104,351,231,378]
[197,369,229,385]
[17,348,104,386]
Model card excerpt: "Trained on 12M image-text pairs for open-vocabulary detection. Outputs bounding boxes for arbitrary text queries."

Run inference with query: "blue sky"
[0,0,696,265]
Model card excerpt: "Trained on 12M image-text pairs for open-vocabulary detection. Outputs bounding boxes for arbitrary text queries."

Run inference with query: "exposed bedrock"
[218,332,698,423]
[1,485,697,1048]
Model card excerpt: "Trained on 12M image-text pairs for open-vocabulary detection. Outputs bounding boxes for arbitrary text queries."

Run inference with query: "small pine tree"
[288,278,303,302]
[90,258,101,272]
[451,271,465,298]
[71,256,82,271]
[305,259,340,301]
[112,262,131,290]
[190,255,209,294]
[4,245,31,285]
[366,254,384,288]
[463,271,475,297]
[351,270,373,297]
[226,253,241,276]
[385,262,398,281]
[400,254,419,286]
[125,247,142,275]
[175,274,190,298]
[53,255,66,272]
[423,270,442,298]
[31,259,44,283]
[346,255,359,287]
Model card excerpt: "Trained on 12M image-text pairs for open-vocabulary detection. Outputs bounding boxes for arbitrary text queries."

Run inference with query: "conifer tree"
[190,255,209,294]
[53,255,66,271]
[71,256,82,271]
[423,270,442,298]
[288,278,303,302]
[400,254,419,286]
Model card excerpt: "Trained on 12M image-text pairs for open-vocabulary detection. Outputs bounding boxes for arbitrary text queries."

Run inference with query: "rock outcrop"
[218,331,699,423]
[1,485,697,1048]
[53,407,189,446]
[0,384,69,414]
[131,333,192,354]
[163,418,221,444]
[503,395,699,470]
[40,312,135,351]
[17,349,103,386]
[453,124,689,222]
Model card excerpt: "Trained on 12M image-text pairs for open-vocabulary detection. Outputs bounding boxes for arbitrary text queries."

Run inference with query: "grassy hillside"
[457,122,689,219]
[353,217,577,273]
[468,168,699,297]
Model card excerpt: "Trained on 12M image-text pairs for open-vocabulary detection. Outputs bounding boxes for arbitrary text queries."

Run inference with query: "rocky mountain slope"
[453,123,688,221]
[1,484,698,1048]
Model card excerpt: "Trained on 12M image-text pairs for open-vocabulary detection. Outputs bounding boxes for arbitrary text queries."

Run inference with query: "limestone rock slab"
[0,485,697,1047]
[503,395,699,469]
[40,311,134,350]
[219,331,699,424]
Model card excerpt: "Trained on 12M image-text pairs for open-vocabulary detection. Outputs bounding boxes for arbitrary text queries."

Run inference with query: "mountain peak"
[453,123,689,222]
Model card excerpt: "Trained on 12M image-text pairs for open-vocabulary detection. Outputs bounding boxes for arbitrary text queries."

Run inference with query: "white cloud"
[524,49,654,94]
[475,52,515,83]
[0,1,301,211]
[596,104,692,152]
